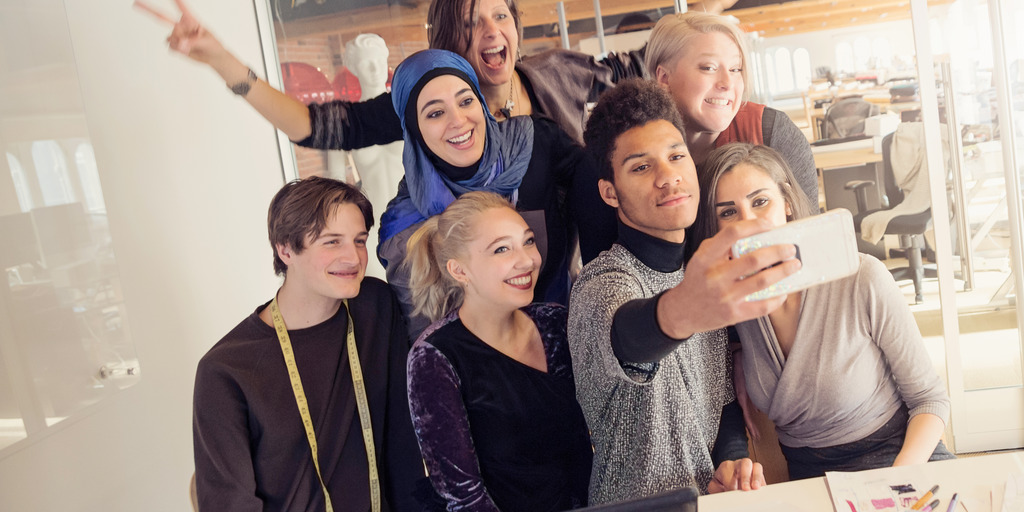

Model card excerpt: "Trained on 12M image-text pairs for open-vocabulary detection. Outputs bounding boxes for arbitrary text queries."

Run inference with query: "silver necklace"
[504,74,516,113]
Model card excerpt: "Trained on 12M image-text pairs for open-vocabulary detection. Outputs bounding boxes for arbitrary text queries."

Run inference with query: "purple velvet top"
[407,303,592,511]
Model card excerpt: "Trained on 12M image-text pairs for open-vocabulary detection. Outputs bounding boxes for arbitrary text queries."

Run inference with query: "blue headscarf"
[379,49,534,243]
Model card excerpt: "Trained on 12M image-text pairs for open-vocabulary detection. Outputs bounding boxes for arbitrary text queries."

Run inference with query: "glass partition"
[0,0,141,455]
[922,0,1024,452]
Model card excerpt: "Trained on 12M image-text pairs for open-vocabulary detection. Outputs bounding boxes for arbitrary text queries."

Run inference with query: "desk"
[813,144,886,212]
[699,452,1024,512]
[813,146,884,170]
[699,477,829,511]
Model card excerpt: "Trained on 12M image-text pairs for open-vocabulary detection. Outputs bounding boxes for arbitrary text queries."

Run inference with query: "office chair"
[823,97,881,139]
[845,131,935,303]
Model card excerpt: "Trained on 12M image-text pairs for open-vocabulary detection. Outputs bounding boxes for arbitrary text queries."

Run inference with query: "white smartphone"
[731,208,859,301]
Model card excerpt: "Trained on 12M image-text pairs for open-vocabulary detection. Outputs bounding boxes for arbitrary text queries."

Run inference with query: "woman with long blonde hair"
[405,191,592,511]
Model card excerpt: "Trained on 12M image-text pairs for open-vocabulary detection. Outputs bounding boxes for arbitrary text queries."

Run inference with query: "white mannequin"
[330,34,404,280]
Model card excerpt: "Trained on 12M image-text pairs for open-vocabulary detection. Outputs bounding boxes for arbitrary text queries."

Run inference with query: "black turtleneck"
[609,221,749,466]
[610,221,689,365]
[615,220,687,273]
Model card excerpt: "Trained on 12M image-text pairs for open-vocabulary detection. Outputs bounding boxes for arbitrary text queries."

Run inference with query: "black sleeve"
[382,289,425,512]
[193,357,264,511]
[762,108,819,212]
[538,117,617,263]
[295,92,404,151]
[711,400,750,466]
[610,291,688,363]
[598,48,649,83]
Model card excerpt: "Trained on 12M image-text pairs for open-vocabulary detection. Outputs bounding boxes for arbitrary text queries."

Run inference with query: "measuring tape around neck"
[270,297,380,512]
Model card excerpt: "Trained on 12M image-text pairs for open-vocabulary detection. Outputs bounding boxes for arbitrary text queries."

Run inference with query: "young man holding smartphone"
[568,79,800,503]
[192,177,421,511]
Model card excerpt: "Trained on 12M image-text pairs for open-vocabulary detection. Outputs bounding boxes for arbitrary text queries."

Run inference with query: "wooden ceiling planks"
[727,0,956,36]
[272,0,955,44]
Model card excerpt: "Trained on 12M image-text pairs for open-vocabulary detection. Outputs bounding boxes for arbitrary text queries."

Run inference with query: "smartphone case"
[732,208,860,301]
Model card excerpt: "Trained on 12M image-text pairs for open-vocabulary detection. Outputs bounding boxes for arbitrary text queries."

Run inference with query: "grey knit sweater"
[735,254,950,449]
[568,244,733,502]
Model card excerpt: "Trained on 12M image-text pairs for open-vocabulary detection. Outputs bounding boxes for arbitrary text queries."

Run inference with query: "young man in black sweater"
[193,177,421,511]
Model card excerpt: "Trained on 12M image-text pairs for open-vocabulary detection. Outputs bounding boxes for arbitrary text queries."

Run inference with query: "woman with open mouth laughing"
[381,49,614,338]
[404,191,593,511]
[149,0,642,146]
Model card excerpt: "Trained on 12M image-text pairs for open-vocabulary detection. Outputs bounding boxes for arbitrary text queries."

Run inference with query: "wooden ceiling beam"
[272,0,954,47]
[730,0,913,26]
[739,6,914,33]
[736,0,954,36]
[729,0,952,31]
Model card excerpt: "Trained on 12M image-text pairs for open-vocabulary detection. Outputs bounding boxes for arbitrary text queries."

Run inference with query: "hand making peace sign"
[134,0,228,66]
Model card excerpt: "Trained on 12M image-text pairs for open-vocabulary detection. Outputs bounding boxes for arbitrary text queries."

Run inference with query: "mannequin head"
[346,34,390,95]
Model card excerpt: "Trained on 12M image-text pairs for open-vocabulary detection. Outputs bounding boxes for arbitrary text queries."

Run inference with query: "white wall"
[0,0,284,509]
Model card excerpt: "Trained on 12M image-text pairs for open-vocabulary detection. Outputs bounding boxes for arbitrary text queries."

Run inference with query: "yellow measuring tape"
[270,298,380,512]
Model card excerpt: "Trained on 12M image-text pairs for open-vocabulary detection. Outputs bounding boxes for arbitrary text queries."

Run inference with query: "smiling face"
[462,0,519,88]
[416,74,487,168]
[714,162,792,231]
[447,206,541,312]
[278,202,369,302]
[599,119,699,244]
[656,31,744,138]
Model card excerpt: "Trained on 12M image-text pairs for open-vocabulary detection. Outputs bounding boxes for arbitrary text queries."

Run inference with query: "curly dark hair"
[583,78,686,182]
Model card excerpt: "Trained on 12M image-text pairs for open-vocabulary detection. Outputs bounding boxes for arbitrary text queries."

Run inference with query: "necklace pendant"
[504,98,515,111]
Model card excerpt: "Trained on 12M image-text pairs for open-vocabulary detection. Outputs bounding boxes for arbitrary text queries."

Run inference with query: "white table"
[699,452,1024,512]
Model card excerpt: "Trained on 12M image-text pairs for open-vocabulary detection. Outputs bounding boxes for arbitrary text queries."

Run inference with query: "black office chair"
[845,131,935,303]
[823,97,881,139]
[580,487,698,512]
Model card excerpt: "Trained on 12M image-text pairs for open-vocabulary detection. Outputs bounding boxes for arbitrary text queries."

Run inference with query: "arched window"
[929,18,945,54]
[853,37,871,71]
[872,37,892,69]
[774,47,794,92]
[765,53,778,94]
[793,48,812,90]
[835,42,854,74]
[7,153,34,212]
[75,143,106,214]
[32,141,75,206]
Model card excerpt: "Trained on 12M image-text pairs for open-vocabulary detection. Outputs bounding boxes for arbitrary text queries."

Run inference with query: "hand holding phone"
[731,209,859,301]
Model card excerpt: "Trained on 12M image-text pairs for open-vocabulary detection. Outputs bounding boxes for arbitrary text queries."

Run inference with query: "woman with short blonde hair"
[645,12,819,215]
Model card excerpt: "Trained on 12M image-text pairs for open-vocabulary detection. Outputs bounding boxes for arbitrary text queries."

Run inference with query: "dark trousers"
[781,406,955,480]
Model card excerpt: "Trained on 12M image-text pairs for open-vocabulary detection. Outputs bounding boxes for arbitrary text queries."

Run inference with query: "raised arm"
[136,0,314,141]
[657,219,801,340]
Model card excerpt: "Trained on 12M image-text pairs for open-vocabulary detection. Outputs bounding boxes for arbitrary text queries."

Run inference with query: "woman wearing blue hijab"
[379,49,615,337]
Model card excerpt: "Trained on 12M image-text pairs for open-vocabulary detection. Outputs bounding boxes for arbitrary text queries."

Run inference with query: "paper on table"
[825,464,1001,512]
[826,470,923,511]
[1002,473,1024,512]
[713,501,819,512]
[960,484,994,512]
